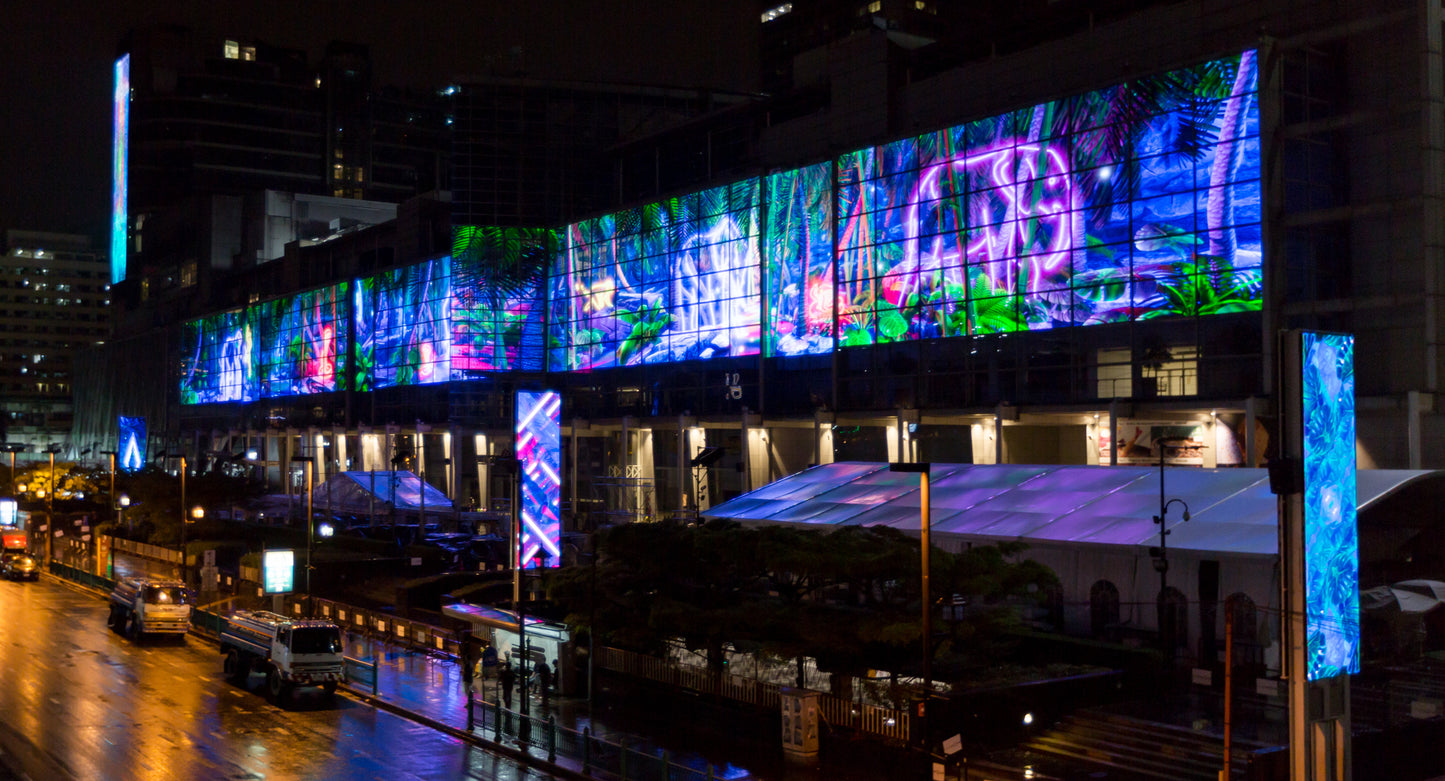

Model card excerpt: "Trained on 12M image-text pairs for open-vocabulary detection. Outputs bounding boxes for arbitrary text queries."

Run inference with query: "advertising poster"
[1099,420,1208,466]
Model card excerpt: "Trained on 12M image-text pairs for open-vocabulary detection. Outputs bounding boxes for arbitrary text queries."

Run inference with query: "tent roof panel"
[703,462,1437,558]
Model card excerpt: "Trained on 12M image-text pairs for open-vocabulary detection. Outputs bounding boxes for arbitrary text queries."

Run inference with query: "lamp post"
[179,455,188,584]
[1151,450,1190,660]
[890,460,932,747]
[290,457,315,614]
[43,444,61,564]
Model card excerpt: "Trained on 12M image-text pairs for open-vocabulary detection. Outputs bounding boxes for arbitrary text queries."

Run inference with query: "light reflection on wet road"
[0,575,555,780]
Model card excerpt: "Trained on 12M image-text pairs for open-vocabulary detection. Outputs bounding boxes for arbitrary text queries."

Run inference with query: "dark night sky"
[0,1,756,241]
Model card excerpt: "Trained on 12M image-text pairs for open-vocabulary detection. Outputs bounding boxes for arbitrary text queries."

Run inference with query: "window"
[1141,346,1198,397]
[224,40,240,59]
[867,1,882,11]
[1096,348,1132,398]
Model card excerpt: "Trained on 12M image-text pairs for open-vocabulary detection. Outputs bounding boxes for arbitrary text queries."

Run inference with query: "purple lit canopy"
[703,463,1433,559]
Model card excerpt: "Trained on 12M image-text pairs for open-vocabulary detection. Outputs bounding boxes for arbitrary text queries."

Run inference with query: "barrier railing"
[109,537,181,564]
[467,693,729,781]
[47,561,114,593]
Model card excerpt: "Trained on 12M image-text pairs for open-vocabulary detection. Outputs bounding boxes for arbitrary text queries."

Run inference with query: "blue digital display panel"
[832,51,1260,343]
[451,227,553,375]
[547,181,762,371]
[1302,331,1359,680]
[764,163,835,356]
[354,257,451,389]
[111,54,129,286]
[118,416,146,472]
[516,390,562,568]
[180,308,256,404]
[255,284,349,397]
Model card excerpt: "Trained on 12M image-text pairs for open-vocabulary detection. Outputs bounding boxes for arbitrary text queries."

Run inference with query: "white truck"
[219,610,346,700]
[107,577,192,640]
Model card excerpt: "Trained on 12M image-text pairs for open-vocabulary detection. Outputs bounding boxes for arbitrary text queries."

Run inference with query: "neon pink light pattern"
[516,390,562,568]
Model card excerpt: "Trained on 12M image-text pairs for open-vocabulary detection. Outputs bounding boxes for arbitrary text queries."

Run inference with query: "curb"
[339,687,595,781]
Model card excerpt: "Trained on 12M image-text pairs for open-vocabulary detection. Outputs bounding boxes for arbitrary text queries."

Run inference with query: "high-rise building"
[113,26,449,312]
[0,231,111,456]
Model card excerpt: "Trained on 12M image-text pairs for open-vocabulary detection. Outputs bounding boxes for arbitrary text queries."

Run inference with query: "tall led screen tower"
[1301,331,1359,680]
[515,390,561,569]
[111,54,130,285]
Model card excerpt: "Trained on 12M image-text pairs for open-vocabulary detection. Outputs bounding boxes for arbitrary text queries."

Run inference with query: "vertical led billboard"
[256,284,349,397]
[111,54,130,285]
[547,180,761,371]
[118,416,146,472]
[451,226,554,375]
[354,257,451,389]
[516,390,561,569]
[832,51,1260,344]
[180,308,256,404]
[764,163,835,356]
[1301,331,1358,680]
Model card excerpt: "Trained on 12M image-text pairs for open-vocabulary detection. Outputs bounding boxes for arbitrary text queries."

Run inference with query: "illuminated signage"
[0,499,15,527]
[263,549,295,594]
[118,416,146,472]
[1301,331,1359,680]
[516,390,562,568]
[111,54,129,285]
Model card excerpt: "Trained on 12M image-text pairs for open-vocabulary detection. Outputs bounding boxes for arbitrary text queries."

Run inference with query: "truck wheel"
[106,606,118,631]
[267,668,290,702]
[224,650,244,683]
[323,681,338,696]
[125,613,140,641]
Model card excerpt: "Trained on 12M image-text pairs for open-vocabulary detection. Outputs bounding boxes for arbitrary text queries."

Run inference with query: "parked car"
[2,552,39,581]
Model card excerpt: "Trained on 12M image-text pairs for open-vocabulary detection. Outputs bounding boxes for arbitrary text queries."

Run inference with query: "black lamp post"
[290,457,315,614]
[1151,450,1190,660]
[890,461,932,746]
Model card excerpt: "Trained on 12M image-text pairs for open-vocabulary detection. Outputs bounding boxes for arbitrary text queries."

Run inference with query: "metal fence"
[47,561,114,593]
[109,537,181,564]
[467,695,731,781]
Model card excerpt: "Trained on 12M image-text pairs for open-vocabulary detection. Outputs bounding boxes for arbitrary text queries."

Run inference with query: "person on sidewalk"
[499,658,515,709]
[537,657,552,706]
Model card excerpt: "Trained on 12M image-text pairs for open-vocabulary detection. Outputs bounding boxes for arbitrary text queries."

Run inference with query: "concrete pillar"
[1245,396,1258,468]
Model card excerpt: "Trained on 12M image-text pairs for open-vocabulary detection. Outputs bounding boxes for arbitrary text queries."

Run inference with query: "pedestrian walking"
[498,660,516,709]
[461,642,475,691]
[537,657,552,706]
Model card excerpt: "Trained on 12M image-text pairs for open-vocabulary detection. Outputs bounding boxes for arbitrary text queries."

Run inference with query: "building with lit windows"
[0,231,111,457]
[74,1,1445,526]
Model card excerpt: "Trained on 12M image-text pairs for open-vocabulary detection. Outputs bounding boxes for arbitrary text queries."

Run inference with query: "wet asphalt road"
[0,573,556,781]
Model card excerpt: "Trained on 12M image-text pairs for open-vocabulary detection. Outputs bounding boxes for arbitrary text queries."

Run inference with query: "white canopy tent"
[704,463,1437,666]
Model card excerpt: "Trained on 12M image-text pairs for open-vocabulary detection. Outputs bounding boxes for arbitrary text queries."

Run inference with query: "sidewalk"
[341,632,766,780]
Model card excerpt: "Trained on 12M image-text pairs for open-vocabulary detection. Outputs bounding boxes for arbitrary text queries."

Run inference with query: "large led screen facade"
[547,180,762,371]
[179,53,1262,402]
[516,390,562,569]
[111,54,129,286]
[452,226,553,376]
[832,51,1260,343]
[256,284,349,398]
[355,257,452,390]
[1301,331,1359,680]
[180,308,256,404]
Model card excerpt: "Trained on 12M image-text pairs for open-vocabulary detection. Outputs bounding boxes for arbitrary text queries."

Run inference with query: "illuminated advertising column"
[118,416,146,472]
[111,54,129,285]
[516,390,561,569]
[1279,330,1356,781]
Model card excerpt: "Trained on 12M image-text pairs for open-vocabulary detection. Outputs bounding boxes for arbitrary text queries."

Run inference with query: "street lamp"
[890,460,932,747]
[117,493,131,535]
[1150,450,1190,659]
